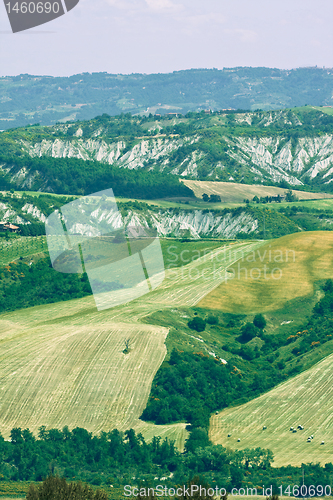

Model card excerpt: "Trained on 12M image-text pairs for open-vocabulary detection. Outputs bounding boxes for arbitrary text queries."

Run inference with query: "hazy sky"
[0,0,332,76]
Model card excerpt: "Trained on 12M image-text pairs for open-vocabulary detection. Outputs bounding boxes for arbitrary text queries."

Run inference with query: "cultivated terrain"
[1,67,333,129]
[210,352,333,466]
[0,240,260,444]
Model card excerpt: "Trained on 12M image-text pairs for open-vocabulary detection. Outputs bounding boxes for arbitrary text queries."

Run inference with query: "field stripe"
[209,349,333,466]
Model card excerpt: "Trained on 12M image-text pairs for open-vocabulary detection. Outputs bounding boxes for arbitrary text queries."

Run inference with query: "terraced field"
[199,231,333,314]
[210,351,333,466]
[0,240,263,445]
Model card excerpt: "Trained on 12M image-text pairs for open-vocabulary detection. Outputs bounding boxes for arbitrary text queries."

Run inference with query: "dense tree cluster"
[140,349,262,428]
[0,258,92,313]
[0,425,331,493]
[0,154,193,199]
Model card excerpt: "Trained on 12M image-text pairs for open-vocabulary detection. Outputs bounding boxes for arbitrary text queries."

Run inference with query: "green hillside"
[1,107,333,194]
[1,68,333,129]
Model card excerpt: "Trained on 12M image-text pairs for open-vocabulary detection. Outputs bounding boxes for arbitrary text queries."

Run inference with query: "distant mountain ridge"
[1,108,333,192]
[1,67,333,129]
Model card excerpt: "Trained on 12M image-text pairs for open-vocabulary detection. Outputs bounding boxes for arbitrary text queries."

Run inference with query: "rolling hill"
[199,231,333,313]
[1,107,333,191]
[209,350,333,466]
[0,240,261,444]
[182,180,333,203]
[1,67,333,130]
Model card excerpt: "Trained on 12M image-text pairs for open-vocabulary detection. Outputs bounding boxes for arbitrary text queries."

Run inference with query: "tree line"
[0,154,194,199]
[1,425,332,493]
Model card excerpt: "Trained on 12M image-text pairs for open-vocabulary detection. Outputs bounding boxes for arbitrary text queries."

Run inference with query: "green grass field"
[294,105,333,116]
[0,236,48,265]
[254,198,333,211]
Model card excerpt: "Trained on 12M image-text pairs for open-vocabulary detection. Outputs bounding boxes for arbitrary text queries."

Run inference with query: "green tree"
[206,315,218,325]
[253,313,266,329]
[240,322,257,342]
[184,429,211,454]
[188,317,206,332]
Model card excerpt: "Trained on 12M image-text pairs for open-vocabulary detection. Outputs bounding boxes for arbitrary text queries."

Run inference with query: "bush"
[253,313,266,329]
[240,322,258,342]
[26,476,108,500]
[188,317,206,332]
[206,315,219,325]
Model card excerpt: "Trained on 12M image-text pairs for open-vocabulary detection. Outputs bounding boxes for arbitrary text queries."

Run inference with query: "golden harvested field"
[199,231,333,314]
[182,179,333,203]
[209,351,333,466]
[0,240,261,446]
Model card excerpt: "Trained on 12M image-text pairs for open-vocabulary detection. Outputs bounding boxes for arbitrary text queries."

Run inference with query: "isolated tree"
[240,322,257,342]
[123,338,131,354]
[188,317,206,332]
[253,313,266,330]
[202,193,209,202]
[209,194,221,203]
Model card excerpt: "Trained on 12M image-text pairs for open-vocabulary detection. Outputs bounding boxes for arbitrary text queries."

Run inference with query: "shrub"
[253,313,266,329]
[240,322,257,342]
[206,315,219,325]
[188,317,206,332]
[26,476,108,500]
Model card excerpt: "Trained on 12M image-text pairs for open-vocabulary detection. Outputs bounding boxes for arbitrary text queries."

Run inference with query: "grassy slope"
[199,231,333,314]
[0,240,261,446]
[182,180,333,204]
[209,350,333,467]
[0,236,47,266]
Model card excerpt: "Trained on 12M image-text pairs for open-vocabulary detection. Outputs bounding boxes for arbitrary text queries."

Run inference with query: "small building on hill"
[0,222,20,233]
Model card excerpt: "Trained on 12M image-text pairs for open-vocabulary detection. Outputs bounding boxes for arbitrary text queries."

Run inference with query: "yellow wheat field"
[182,179,333,203]
[199,231,333,313]
[0,241,261,446]
[210,350,333,466]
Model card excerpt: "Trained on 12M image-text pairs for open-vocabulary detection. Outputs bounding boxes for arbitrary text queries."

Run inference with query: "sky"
[0,0,332,76]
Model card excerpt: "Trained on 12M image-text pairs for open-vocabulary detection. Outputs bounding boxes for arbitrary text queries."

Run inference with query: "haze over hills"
[1,67,333,130]
[2,70,333,481]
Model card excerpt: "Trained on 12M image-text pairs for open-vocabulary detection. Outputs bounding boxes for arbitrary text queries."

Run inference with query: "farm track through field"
[0,241,263,446]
